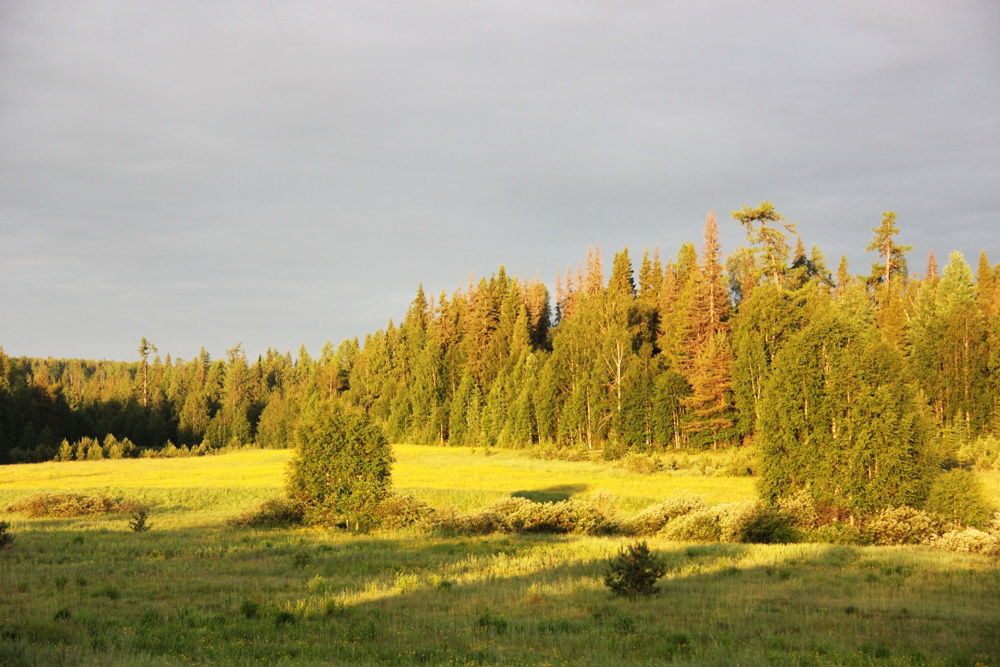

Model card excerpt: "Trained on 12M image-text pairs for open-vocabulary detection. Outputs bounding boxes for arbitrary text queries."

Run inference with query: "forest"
[2,203,998,506]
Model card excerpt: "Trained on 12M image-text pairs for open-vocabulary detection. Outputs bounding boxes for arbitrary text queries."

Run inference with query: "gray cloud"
[2,0,998,360]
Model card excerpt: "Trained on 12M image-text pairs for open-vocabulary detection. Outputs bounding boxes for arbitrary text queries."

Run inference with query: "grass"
[1,446,998,666]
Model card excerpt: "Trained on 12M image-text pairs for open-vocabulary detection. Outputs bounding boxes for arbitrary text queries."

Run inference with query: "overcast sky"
[2,1,998,362]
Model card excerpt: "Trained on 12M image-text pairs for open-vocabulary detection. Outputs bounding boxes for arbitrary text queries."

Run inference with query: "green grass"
[1,446,998,666]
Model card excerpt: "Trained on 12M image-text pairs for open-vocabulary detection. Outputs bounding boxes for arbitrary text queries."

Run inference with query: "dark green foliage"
[603,541,667,597]
[476,609,509,634]
[758,305,933,517]
[239,600,260,619]
[128,508,151,533]
[0,521,13,550]
[923,469,993,527]
[736,507,797,544]
[286,399,392,529]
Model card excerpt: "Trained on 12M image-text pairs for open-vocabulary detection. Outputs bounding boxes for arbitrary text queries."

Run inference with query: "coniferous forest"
[3,203,999,514]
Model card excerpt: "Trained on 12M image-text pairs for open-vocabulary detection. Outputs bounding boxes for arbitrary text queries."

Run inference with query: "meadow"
[1,446,998,666]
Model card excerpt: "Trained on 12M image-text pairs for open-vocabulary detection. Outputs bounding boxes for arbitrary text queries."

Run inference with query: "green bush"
[603,541,667,597]
[777,490,820,529]
[729,503,798,544]
[923,469,993,528]
[661,507,722,541]
[803,522,866,545]
[863,506,948,545]
[933,528,1000,557]
[618,452,664,475]
[128,508,151,533]
[425,507,507,536]
[228,498,305,529]
[718,447,757,477]
[624,492,707,536]
[376,493,435,530]
[286,399,392,530]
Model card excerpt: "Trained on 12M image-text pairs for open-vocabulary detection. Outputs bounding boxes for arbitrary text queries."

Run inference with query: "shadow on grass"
[511,484,588,502]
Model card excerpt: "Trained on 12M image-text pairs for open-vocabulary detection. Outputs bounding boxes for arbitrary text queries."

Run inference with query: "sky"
[2,1,998,362]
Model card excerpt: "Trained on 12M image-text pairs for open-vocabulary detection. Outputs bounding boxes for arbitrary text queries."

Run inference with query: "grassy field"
[1,447,998,666]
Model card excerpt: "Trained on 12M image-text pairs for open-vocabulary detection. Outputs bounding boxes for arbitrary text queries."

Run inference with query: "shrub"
[228,498,305,529]
[625,492,707,536]
[618,452,664,475]
[286,400,392,530]
[128,508,151,533]
[376,493,435,530]
[240,599,260,619]
[7,492,138,517]
[803,522,866,545]
[726,502,798,544]
[425,507,508,536]
[661,506,722,541]
[0,521,13,550]
[864,506,948,545]
[923,469,992,528]
[477,608,509,634]
[933,528,1000,557]
[603,541,667,597]
[718,447,757,477]
[777,490,820,529]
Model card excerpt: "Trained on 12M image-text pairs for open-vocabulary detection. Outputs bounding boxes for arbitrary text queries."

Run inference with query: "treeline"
[2,202,999,468]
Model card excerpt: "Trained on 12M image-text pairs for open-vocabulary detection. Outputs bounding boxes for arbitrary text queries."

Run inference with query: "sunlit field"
[1,447,998,666]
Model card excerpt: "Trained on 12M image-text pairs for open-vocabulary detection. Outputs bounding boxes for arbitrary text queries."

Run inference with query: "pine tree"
[732,201,797,287]
[866,211,912,287]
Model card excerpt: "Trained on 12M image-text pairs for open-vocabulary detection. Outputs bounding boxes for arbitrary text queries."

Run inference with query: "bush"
[228,498,305,529]
[658,500,797,544]
[425,507,508,536]
[803,522,866,545]
[923,469,992,528]
[618,453,664,475]
[661,506,722,541]
[624,492,707,536]
[426,495,619,537]
[727,502,798,544]
[718,447,757,477]
[286,399,392,530]
[603,541,667,597]
[933,528,1000,557]
[376,493,435,530]
[863,506,948,545]
[128,509,151,533]
[777,490,820,530]
[7,492,139,517]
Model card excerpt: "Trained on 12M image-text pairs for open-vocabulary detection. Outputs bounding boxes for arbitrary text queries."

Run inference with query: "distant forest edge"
[3,203,999,474]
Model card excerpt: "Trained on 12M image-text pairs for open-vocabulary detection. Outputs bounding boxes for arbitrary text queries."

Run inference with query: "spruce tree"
[759,306,932,516]
[287,399,392,529]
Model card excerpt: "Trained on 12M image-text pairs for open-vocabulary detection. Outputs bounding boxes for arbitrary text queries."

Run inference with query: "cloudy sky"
[2,1,998,362]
